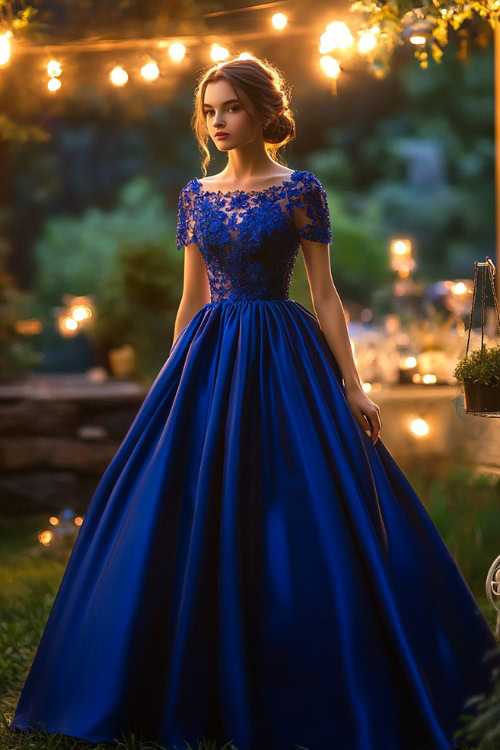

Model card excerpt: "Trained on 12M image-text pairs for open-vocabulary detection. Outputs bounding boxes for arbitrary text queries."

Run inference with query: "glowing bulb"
[409,418,430,437]
[450,282,468,296]
[422,373,437,384]
[211,44,230,62]
[0,32,12,65]
[272,13,287,30]
[168,43,186,62]
[362,382,372,392]
[70,305,92,322]
[49,517,59,525]
[400,356,417,369]
[357,29,378,54]
[47,60,62,77]
[141,61,160,81]
[38,530,53,545]
[320,55,341,79]
[74,517,84,526]
[110,66,128,86]
[320,21,354,53]
[48,77,61,92]
[409,35,426,45]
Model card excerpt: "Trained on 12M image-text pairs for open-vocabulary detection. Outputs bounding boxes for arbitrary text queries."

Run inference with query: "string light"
[210,43,230,62]
[47,58,62,92]
[168,42,186,62]
[110,65,128,86]
[357,27,379,54]
[271,13,288,30]
[0,31,12,65]
[320,55,341,79]
[141,60,160,81]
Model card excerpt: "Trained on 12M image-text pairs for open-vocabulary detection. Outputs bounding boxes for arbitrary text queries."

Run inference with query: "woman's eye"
[205,107,239,116]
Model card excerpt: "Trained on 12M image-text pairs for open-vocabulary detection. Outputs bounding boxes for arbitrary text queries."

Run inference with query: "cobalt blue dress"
[10,170,499,750]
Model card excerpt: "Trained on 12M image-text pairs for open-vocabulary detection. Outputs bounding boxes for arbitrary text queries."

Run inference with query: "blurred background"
[0,2,499,744]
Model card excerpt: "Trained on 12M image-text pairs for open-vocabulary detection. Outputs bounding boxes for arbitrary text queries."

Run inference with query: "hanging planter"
[453,257,500,418]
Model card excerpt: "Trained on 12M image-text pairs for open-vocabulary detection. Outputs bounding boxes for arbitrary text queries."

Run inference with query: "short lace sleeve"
[293,173,332,245]
[176,182,198,251]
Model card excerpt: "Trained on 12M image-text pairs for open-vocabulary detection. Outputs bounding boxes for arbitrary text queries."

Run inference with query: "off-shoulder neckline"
[192,169,305,197]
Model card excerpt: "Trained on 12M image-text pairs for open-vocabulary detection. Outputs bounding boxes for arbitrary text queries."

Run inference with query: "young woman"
[10,55,498,750]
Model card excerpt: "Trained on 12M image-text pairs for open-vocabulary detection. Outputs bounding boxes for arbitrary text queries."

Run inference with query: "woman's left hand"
[343,385,382,444]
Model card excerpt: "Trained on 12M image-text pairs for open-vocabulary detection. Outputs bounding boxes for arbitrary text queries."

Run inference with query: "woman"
[10,55,498,750]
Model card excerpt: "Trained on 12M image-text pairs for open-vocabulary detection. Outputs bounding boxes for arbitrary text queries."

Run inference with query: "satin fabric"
[10,299,499,750]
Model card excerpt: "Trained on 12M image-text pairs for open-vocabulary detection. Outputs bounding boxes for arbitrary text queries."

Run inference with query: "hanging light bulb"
[141,60,160,81]
[48,77,62,92]
[320,55,341,79]
[271,13,287,30]
[110,66,128,86]
[0,31,12,66]
[47,59,62,77]
[210,43,230,62]
[168,42,186,63]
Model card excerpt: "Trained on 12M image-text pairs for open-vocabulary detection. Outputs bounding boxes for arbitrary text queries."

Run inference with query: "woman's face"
[202,78,263,151]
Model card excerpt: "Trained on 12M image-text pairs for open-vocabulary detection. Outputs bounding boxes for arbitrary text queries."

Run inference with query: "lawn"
[1,464,499,749]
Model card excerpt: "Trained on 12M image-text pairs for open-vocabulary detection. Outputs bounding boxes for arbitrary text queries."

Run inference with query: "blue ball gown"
[10,170,499,750]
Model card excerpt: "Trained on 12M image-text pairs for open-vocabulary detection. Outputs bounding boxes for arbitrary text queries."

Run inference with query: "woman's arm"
[172,243,211,347]
[301,239,382,444]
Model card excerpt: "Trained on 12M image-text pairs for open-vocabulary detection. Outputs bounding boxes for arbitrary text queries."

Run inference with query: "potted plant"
[453,344,500,413]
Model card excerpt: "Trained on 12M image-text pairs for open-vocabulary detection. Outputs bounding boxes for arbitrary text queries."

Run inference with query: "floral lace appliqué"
[175,170,332,303]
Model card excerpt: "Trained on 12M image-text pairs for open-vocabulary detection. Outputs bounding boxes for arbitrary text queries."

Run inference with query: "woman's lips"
[215,133,229,139]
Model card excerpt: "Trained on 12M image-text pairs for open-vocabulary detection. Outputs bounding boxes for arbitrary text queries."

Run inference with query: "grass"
[0,464,499,748]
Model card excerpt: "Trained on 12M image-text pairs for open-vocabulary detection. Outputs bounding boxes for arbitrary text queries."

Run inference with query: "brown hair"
[191,55,296,176]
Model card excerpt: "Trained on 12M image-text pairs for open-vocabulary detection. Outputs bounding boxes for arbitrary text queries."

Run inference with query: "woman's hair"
[191,55,296,176]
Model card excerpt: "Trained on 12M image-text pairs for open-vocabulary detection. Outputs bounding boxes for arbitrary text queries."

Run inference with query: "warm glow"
[141,61,160,81]
[450,281,468,296]
[320,22,354,54]
[74,516,84,526]
[58,315,79,335]
[110,66,128,86]
[422,373,437,384]
[69,304,92,322]
[238,52,255,60]
[409,35,426,45]
[211,44,230,62]
[391,239,411,256]
[0,32,12,66]
[49,516,60,525]
[320,55,341,79]
[39,530,53,546]
[48,77,62,92]
[409,418,430,437]
[15,318,43,335]
[168,43,186,62]
[400,356,417,369]
[47,60,62,77]
[362,382,372,392]
[357,27,379,54]
[271,13,288,30]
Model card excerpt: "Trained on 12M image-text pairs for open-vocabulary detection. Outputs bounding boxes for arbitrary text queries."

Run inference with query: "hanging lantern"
[453,257,500,417]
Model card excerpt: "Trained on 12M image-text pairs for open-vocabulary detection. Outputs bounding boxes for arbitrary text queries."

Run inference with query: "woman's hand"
[343,385,382,444]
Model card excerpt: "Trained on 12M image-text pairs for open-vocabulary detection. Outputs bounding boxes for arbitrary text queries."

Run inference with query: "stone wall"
[0,375,498,517]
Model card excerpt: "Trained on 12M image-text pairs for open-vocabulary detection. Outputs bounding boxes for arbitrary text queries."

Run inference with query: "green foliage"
[93,240,181,383]
[453,651,500,750]
[33,175,182,382]
[0,242,40,376]
[34,176,177,307]
[453,345,500,385]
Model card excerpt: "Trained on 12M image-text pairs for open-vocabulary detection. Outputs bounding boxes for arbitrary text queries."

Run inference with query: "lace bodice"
[176,169,332,303]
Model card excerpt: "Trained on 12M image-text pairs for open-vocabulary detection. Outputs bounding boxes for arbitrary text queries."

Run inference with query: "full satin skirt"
[10,299,498,750]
